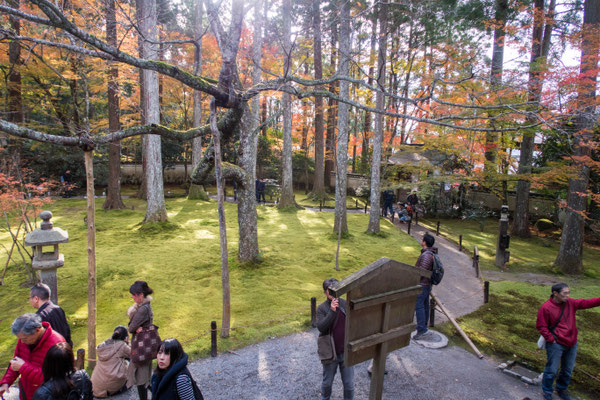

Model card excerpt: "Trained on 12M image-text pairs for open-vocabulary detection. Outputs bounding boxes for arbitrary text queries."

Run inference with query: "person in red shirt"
[0,313,66,400]
[536,283,600,400]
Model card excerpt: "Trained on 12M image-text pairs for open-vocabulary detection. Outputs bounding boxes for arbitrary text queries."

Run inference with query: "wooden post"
[364,203,368,213]
[391,212,395,223]
[436,221,440,236]
[459,234,463,252]
[211,320,217,357]
[415,212,418,226]
[429,297,435,328]
[311,297,317,328]
[320,200,322,212]
[484,281,489,304]
[430,292,483,359]
[473,246,480,278]
[368,302,391,400]
[356,199,358,208]
[407,219,412,235]
[84,151,97,369]
[75,349,85,370]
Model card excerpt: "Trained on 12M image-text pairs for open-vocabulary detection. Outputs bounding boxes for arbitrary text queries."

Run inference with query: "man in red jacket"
[536,283,600,400]
[0,313,65,400]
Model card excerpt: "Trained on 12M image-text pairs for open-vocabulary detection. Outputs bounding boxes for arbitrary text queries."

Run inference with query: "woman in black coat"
[33,343,92,400]
[151,339,203,400]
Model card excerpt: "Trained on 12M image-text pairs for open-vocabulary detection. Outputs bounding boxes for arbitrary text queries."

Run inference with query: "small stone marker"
[497,360,543,385]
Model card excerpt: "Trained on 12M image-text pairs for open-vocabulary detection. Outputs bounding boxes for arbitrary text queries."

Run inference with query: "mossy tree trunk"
[333,0,350,235]
[103,0,126,210]
[367,3,387,234]
[512,0,555,237]
[555,0,599,273]
[138,0,166,223]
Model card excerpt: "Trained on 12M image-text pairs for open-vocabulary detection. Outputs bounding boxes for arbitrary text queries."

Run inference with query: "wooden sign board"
[330,257,431,400]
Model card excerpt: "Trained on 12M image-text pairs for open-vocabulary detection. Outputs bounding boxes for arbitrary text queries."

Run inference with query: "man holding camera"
[317,278,354,400]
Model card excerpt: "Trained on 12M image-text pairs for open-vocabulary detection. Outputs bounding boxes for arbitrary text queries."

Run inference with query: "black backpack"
[426,250,444,285]
[67,370,93,400]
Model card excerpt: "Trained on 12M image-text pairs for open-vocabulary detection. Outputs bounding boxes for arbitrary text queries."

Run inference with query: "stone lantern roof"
[25,211,69,247]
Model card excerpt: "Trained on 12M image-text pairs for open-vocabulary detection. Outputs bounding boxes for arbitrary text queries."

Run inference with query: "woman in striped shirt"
[151,339,203,400]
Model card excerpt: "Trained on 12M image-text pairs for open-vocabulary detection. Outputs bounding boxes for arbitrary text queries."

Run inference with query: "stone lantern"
[25,211,69,304]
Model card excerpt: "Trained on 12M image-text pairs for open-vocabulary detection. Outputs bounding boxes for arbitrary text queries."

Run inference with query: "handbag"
[317,333,336,361]
[317,307,339,362]
[537,303,565,349]
[131,324,161,364]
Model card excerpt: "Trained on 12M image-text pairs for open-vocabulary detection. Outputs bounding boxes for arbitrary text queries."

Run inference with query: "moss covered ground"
[0,196,418,365]
[418,218,600,395]
[438,281,600,396]
[419,217,600,277]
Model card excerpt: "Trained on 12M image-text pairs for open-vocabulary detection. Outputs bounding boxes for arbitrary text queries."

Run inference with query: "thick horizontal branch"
[0,107,243,148]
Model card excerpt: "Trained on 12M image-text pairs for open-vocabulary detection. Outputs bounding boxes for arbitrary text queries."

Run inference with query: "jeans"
[542,342,578,396]
[415,285,431,334]
[321,352,354,400]
[383,202,394,217]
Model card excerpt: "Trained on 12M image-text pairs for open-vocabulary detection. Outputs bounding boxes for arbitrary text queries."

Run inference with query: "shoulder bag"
[131,324,161,364]
[317,309,339,362]
[537,303,565,349]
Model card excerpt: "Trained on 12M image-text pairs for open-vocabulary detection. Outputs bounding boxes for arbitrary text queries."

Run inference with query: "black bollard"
[211,321,217,357]
[364,203,367,213]
[429,297,436,328]
[484,281,489,304]
[408,219,412,235]
[415,212,419,226]
[459,234,463,252]
[436,221,440,236]
[320,201,322,212]
[356,199,358,208]
[311,297,317,328]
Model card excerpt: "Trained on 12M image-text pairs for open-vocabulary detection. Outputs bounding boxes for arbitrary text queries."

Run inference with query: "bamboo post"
[429,297,436,328]
[430,292,483,359]
[84,151,97,369]
[211,321,217,357]
[311,297,317,328]
[484,281,489,304]
[473,246,480,278]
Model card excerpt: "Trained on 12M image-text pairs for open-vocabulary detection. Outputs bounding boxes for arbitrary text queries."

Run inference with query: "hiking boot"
[542,393,553,400]
[556,390,573,400]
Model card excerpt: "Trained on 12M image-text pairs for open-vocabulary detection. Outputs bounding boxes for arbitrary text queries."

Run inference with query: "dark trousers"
[415,284,431,334]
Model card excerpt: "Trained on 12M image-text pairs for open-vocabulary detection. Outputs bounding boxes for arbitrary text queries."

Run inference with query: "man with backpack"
[413,233,440,341]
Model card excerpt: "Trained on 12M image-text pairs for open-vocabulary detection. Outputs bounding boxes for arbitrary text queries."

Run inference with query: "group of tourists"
[382,189,419,222]
[0,282,203,400]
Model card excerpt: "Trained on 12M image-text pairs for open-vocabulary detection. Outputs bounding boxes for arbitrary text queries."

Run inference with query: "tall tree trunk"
[189,0,209,200]
[333,0,350,234]
[103,0,126,210]
[135,0,147,200]
[484,0,508,176]
[279,0,294,208]
[367,4,388,233]
[233,0,264,263]
[209,100,231,337]
[325,24,338,190]
[138,0,167,223]
[512,0,555,237]
[555,0,600,273]
[361,11,377,173]
[7,0,22,125]
[310,0,326,198]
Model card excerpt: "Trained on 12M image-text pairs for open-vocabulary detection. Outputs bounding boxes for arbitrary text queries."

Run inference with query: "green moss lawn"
[439,281,600,395]
[419,218,600,395]
[0,197,419,365]
[419,218,600,278]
